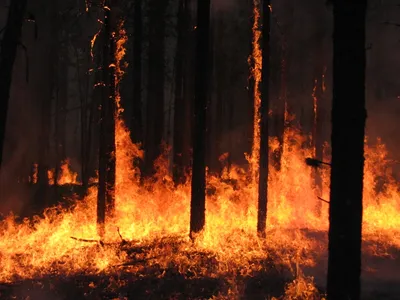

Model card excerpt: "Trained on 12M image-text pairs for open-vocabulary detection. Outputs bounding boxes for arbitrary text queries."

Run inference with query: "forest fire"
[0,119,400,298]
[0,0,398,298]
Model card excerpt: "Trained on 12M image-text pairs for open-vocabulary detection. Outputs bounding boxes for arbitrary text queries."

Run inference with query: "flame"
[45,160,79,185]
[247,0,262,185]
[114,20,128,114]
[312,79,318,156]
[0,14,399,300]
[31,163,38,184]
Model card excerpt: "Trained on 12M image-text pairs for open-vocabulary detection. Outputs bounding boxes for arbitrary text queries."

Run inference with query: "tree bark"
[173,0,191,185]
[97,2,116,236]
[190,0,210,237]
[0,0,28,169]
[257,0,270,238]
[143,0,168,178]
[131,0,143,146]
[327,1,367,299]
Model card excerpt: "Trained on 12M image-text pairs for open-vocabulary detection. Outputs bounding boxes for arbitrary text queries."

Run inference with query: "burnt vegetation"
[0,0,399,299]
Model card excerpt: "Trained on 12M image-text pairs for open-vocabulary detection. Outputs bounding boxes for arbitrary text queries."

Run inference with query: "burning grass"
[0,119,399,298]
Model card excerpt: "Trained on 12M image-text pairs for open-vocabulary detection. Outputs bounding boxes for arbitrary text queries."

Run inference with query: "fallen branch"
[317,196,330,204]
[70,236,104,246]
[305,157,331,168]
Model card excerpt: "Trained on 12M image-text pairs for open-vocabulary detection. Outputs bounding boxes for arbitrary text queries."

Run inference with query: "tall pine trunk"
[190,0,210,237]
[131,0,143,146]
[0,0,28,169]
[327,1,367,299]
[144,0,168,178]
[97,2,116,237]
[173,0,191,185]
[257,0,270,238]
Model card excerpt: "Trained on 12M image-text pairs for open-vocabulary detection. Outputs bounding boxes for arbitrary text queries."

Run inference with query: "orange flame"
[247,0,262,185]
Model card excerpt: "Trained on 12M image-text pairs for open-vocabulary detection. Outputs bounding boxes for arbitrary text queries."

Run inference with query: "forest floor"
[1,185,399,299]
[0,234,398,299]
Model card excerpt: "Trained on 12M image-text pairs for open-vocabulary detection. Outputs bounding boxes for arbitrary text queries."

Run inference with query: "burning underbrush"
[0,120,399,299]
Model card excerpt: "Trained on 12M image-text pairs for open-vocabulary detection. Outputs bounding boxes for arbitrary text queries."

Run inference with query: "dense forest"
[0,0,399,299]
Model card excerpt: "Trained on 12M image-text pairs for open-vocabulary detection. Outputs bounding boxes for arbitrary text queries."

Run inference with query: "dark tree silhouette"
[131,0,143,146]
[257,0,270,237]
[0,0,28,169]
[327,1,367,299]
[143,0,168,178]
[173,0,192,185]
[97,2,117,236]
[190,0,211,237]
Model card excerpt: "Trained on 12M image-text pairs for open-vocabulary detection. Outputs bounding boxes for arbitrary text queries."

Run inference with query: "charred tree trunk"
[190,0,210,238]
[0,0,28,169]
[143,0,168,178]
[327,1,367,299]
[131,0,143,146]
[257,0,270,238]
[97,3,116,236]
[311,13,328,216]
[37,0,58,204]
[173,0,191,185]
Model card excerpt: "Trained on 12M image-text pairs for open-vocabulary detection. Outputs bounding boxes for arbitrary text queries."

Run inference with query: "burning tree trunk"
[143,0,168,178]
[131,0,143,146]
[173,0,192,185]
[0,0,28,169]
[327,1,367,299]
[97,2,117,236]
[257,0,270,238]
[190,0,210,237]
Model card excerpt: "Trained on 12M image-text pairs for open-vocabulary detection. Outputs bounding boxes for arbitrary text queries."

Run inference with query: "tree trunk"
[0,0,28,169]
[97,2,116,237]
[327,1,367,299]
[143,0,168,178]
[173,0,191,185]
[131,0,143,146]
[257,0,270,238]
[190,0,210,238]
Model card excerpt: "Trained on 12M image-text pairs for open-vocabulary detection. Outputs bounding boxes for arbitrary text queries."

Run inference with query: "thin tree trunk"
[143,0,168,178]
[131,0,143,146]
[190,0,210,238]
[0,0,28,169]
[257,0,270,238]
[173,0,190,185]
[37,0,57,205]
[327,1,367,299]
[97,2,116,236]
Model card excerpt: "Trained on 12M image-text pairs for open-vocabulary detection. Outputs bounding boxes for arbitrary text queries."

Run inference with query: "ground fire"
[0,0,399,299]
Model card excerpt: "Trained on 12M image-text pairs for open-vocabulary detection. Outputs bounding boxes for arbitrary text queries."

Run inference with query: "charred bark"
[190,0,210,237]
[327,1,367,299]
[257,0,270,238]
[143,0,168,178]
[97,2,116,236]
[131,0,143,146]
[173,0,192,185]
[0,0,28,169]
